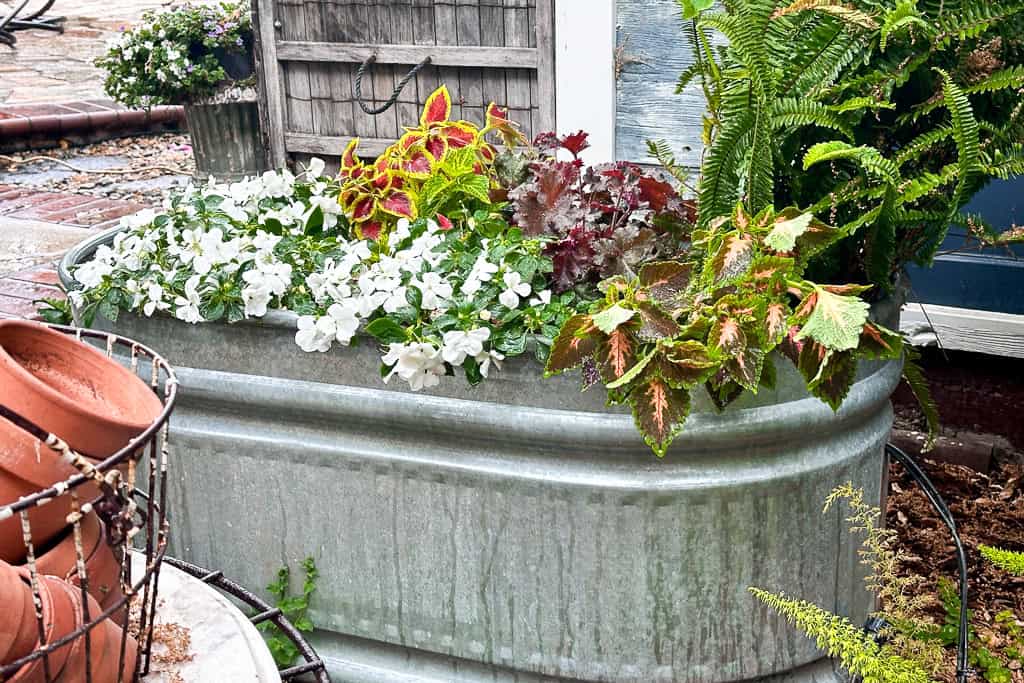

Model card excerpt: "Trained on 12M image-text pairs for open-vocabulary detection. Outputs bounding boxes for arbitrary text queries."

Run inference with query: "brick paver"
[0,183,148,319]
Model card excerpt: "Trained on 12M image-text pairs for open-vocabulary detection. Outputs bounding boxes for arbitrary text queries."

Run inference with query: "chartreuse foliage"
[748,589,931,683]
[545,203,903,456]
[680,0,1024,289]
[339,86,526,241]
[980,546,1024,575]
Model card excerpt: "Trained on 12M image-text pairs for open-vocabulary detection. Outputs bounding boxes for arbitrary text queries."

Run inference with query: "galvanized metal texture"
[184,99,267,182]
[61,231,900,683]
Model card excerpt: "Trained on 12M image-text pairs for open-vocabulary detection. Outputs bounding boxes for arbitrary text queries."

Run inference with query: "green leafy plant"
[980,545,1024,575]
[678,0,1024,290]
[931,577,1020,683]
[34,297,73,326]
[257,556,318,669]
[95,1,253,107]
[545,203,903,456]
[749,588,932,682]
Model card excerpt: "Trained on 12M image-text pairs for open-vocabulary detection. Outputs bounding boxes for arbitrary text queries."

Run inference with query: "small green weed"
[257,556,318,669]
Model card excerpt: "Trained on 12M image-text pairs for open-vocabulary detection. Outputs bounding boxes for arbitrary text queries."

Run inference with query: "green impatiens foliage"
[980,545,1024,576]
[546,204,903,456]
[748,589,932,683]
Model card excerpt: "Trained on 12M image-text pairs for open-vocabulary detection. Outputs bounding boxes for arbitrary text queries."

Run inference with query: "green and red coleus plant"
[545,202,903,456]
[339,86,525,241]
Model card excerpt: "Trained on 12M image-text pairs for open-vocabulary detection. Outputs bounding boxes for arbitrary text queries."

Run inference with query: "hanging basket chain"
[354,54,433,116]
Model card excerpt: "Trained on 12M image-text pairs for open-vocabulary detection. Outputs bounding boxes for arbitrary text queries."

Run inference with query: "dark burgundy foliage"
[509,131,695,292]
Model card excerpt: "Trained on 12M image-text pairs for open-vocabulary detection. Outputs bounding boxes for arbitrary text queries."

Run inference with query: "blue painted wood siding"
[615,0,704,167]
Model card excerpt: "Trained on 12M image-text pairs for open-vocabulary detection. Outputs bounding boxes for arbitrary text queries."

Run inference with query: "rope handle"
[354,54,433,116]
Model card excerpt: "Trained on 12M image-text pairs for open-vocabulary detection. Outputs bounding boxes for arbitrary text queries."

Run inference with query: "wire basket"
[0,324,177,683]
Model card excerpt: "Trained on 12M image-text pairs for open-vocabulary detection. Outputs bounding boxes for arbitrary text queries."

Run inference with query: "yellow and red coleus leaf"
[420,85,453,127]
[630,375,691,457]
[859,322,903,360]
[402,149,435,178]
[442,123,476,149]
[485,102,528,148]
[545,314,600,376]
[357,220,383,241]
[379,190,416,219]
[342,138,363,174]
[351,195,376,221]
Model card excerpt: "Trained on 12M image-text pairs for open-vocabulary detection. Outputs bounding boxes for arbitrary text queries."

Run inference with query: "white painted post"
[554,0,616,162]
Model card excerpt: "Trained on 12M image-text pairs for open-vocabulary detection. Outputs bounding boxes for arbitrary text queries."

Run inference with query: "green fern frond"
[894,125,954,167]
[938,68,982,233]
[828,96,895,112]
[879,0,931,51]
[964,65,1024,95]
[865,186,899,287]
[979,545,1024,575]
[675,62,705,94]
[769,98,855,138]
[899,165,958,204]
[902,347,939,452]
[697,110,753,227]
[933,0,1024,45]
[749,589,932,682]
[646,139,693,187]
[803,141,901,185]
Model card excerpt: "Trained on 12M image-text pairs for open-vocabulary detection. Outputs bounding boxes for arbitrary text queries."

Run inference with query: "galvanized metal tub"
[61,229,900,683]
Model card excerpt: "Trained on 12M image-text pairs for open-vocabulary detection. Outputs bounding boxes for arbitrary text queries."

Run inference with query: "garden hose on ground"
[884,443,972,683]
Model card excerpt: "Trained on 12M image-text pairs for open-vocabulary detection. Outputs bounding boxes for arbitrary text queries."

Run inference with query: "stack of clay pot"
[0,320,164,682]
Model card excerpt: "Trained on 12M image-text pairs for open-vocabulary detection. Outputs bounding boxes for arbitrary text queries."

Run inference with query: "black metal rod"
[886,443,971,683]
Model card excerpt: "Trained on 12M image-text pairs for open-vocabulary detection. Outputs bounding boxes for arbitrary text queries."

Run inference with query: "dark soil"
[888,452,1024,680]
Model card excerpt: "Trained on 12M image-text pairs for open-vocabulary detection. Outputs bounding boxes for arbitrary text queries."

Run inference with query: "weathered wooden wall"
[615,0,705,168]
[256,0,555,168]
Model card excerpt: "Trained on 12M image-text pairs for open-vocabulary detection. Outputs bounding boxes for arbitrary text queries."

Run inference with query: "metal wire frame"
[0,324,178,683]
[163,556,333,683]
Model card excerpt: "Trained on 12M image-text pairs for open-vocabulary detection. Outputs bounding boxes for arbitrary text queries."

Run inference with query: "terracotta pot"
[6,575,77,683]
[50,579,133,683]
[89,624,137,683]
[28,512,125,623]
[1,417,102,564]
[0,560,36,665]
[0,321,163,460]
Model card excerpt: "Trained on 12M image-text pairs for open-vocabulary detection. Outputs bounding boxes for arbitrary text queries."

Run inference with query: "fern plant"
[679,0,1024,291]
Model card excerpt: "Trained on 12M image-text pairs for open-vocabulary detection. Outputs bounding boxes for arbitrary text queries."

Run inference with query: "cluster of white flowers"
[74,160,559,394]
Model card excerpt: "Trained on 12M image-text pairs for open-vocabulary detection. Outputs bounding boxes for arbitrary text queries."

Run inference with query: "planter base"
[308,630,847,683]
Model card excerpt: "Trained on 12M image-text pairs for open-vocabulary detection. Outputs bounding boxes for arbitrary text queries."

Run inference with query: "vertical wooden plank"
[478,0,506,119]
[278,0,314,140]
[455,0,485,126]
[433,0,463,121]
[323,1,355,145]
[365,1,399,139]
[411,0,437,117]
[504,0,534,138]
[390,1,421,129]
[533,0,556,134]
[306,0,338,137]
[253,0,286,167]
[345,0,377,140]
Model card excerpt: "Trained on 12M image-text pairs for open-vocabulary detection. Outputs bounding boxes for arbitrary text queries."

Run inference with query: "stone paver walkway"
[0,183,147,318]
[1,0,215,104]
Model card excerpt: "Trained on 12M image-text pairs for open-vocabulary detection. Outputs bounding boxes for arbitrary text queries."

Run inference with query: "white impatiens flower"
[306,258,355,304]
[498,271,531,309]
[258,169,295,199]
[307,194,342,230]
[174,275,203,324]
[382,342,446,392]
[305,157,326,179]
[381,285,409,314]
[441,328,491,365]
[75,258,114,289]
[294,301,361,352]
[529,289,552,307]
[475,349,505,378]
[461,255,499,295]
[412,272,453,311]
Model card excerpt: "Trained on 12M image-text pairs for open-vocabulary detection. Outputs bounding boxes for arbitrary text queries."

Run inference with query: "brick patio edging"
[0,101,185,153]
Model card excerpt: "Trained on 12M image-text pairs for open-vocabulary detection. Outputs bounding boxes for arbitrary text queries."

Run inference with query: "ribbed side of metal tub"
[62,231,899,683]
[185,98,266,182]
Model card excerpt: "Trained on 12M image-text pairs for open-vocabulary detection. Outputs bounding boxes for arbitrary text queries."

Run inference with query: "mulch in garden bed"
[888,452,1024,681]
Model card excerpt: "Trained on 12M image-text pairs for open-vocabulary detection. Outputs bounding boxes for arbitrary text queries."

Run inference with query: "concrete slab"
[0,215,91,276]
